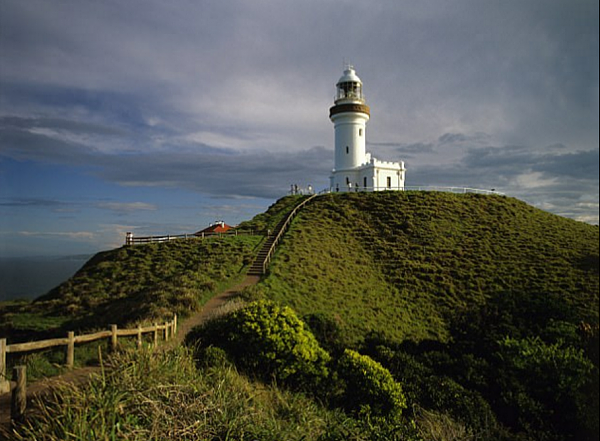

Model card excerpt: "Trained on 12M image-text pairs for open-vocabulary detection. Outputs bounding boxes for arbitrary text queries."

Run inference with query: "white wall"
[332,112,369,171]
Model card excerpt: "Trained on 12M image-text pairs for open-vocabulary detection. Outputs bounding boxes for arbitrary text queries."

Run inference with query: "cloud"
[95,202,158,213]
[0,0,598,235]
[402,136,599,223]
[0,117,331,199]
[0,198,67,208]
[17,231,96,240]
[98,146,332,199]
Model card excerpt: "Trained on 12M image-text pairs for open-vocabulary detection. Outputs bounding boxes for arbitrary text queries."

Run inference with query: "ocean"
[0,256,90,302]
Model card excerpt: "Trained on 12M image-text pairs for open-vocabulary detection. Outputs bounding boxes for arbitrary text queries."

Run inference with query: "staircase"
[247,218,287,276]
[247,194,318,276]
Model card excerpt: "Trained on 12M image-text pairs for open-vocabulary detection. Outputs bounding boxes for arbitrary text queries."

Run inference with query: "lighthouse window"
[359,129,363,137]
[346,146,349,154]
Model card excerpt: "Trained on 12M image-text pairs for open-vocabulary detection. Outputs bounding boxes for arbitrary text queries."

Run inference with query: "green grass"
[2,192,597,441]
[248,192,598,345]
[1,235,261,342]
[237,195,310,233]
[3,346,421,441]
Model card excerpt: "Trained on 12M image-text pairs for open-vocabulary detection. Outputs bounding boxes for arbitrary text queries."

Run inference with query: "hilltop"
[2,192,598,440]
[247,192,598,344]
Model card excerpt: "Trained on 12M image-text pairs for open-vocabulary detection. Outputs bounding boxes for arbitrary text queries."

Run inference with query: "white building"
[329,66,406,192]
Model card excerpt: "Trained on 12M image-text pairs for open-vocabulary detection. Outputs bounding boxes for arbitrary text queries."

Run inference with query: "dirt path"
[171,275,259,347]
[0,275,260,430]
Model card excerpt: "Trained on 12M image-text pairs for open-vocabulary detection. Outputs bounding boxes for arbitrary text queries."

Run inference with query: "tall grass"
[3,346,419,441]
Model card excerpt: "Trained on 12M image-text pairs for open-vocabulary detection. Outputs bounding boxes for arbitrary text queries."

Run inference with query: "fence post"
[137,325,142,349]
[66,331,75,368]
[173,314,178,335]
[111,324,118,351]
[11,365,27,422]
[0,338,9,394]
[164,321,169,341]
[153,323,158,348]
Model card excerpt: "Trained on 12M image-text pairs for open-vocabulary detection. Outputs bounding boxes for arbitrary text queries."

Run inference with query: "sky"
[0,0,598,257]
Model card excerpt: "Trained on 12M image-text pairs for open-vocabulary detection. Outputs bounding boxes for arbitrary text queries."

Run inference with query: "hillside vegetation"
[239,192,599,440]
[0,236,261,341]
[3,192,598,441]
[248,192,598,344]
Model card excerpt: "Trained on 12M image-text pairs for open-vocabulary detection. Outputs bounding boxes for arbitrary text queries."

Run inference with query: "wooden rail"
[0,315,177,395]
[259,194,319,275]
[125,230,255,246]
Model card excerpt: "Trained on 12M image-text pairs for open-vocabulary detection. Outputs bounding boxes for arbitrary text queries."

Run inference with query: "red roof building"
[194,221,233,236]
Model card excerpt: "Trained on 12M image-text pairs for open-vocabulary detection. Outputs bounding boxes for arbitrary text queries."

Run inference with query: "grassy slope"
[237,195,310,233]
[4,192,598,440]
[250,192,599,344]
[0,236,261,341]
[3,347,337,441]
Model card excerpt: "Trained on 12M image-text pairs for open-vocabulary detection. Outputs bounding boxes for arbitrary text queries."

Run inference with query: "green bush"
[495,336,596,441]
[364,343,501,437]
[337,349,407,419]
[195,345,232,369]
[189,300,331,390]
[303,312,349,356]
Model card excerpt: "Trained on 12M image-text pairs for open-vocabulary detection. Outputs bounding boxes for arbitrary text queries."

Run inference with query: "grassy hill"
[3,192,598,441]
[0,235,261,341]
[248,192,598,345]
[241,192,599,440]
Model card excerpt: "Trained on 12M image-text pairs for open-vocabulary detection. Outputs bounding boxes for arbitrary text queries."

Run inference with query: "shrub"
[366,345,500,437]
[421,375,498,437]
[189,300,331,390]
[195,345,232,369]
[337,349,407,419]
[494,336,596,440]
[303,312,349,355]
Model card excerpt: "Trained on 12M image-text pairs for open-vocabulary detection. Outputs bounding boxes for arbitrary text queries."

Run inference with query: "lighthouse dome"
[337,66,362,85]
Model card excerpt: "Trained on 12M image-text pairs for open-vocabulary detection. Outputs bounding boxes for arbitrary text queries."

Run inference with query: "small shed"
[194,221,233,236]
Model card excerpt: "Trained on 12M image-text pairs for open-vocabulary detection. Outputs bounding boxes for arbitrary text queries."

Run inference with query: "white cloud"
[513,172,559,189]
[95,202,157,213]
[17,231,96,240]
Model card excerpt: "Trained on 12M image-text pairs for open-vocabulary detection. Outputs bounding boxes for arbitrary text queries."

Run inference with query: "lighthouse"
[329,66,406,192]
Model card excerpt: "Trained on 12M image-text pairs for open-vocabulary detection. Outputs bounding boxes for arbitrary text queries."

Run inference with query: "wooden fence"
[125,230,255,245]
[0,315,177,396]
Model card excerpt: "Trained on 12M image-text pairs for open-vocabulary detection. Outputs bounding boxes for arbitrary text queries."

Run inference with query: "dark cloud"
[462,145,600,182]
[0,197,67,208]
[405,139,598,223]
[0,0,597,230]
[370,142,435,153]
[438,132,490,146]
[0,119,331,200]
[534,150,599,180]
[0,116,126,136]
[394,143,436,159]
[97,146,331,200]
[0,127,99,165]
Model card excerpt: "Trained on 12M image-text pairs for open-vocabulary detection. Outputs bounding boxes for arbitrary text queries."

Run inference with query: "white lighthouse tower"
[329,66,406,192]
